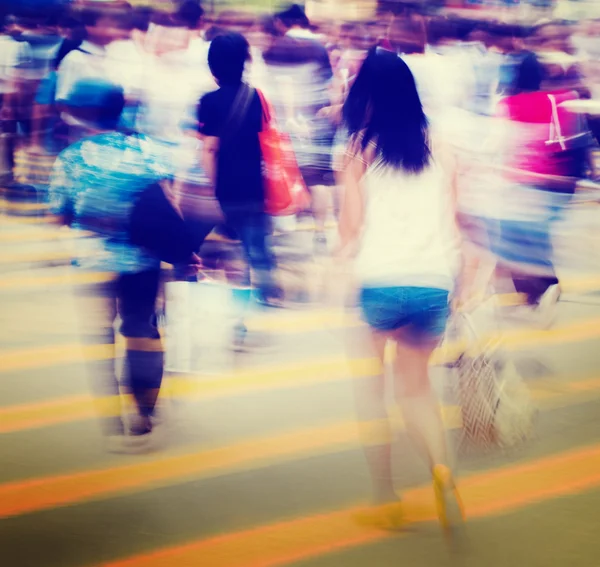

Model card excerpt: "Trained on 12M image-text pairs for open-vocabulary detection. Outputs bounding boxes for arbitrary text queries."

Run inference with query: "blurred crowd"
[1,0,600,473]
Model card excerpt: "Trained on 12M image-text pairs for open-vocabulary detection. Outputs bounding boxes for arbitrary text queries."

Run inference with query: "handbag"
[256,90,310,216]
[129,180,196,266]
[220,83,256,143]
[61,132,196,266]
[164,279,235,375]
[447,308,537,453]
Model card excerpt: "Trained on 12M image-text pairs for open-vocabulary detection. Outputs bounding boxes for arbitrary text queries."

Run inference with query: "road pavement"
[1,211,600,567]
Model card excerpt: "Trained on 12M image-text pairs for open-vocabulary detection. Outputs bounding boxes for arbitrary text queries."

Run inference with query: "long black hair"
[342,47,431,173]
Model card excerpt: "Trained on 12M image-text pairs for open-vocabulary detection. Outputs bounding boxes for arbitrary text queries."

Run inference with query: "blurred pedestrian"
[198,32,282,327]
[48,78,195,452]
[338,48,464,531]
[0,14,32,180]
[492,53,591,322]
[263,4,336,254]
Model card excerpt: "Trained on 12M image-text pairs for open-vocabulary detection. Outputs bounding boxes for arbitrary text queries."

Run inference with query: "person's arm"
[201,135,219,188]
[337,138,369,258]
[48,155,73,226]
[197,94,220,189]
[31,72,57,150]
[55,52,81,103]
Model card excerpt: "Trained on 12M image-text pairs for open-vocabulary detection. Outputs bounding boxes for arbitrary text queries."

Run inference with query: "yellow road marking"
[96,444,600,567]
[2,331,599,436]
[0,344,113,373]
[0,421,359,520]
[0,312,599,376]
[0,270,116,290]
[0,249,73,265]
[0,228,77,243]
[0,198,49,212]
[0,372,597,526]
[0,214,48,225]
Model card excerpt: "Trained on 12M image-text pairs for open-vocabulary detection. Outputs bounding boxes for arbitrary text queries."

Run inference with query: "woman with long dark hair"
[338,48,464,531]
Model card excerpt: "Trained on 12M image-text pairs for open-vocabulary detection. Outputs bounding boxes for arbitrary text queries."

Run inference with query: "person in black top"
[198,32,281,309]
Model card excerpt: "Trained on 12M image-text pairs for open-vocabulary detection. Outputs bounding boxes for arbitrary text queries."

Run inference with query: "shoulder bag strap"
[220,84,256,143]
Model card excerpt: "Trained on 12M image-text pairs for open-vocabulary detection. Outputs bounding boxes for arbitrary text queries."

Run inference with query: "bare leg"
[351,327,397,504]
[393,327,464,530]
[75,279,124,438]
[312,184,331,258]
[393,327,448,471]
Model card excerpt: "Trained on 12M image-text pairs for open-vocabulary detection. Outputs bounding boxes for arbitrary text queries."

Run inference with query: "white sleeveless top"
[354,150,461,292]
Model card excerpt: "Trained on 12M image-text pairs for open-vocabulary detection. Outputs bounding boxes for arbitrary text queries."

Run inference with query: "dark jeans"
[225,209,277,294]
[177,206,279,299]
[498,186,573,306]
[77,269,163,435]
[511,274,559,306]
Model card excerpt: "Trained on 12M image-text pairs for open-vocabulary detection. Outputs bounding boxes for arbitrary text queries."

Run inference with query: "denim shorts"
[360,286,450,342]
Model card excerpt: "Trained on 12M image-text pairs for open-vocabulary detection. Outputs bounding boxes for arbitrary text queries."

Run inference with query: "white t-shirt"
[0,35,31,94]
[354,140,461,291]
[56,41,113,101]
[134,39,215,181]
[105,39,150,99]
[135,41,215,142]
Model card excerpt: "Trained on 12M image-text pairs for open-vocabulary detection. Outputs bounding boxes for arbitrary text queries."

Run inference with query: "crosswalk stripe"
[0,229,77,244]
[1,344,598,436]
[0,214,48,225]
[0,421,359,520]
[0,249,73,265]
[2,314,600,375]
[0,312,598,437]
[0,270,116,290]
[0,199,49,212]
[94,443,600,567]
[1,382,599,521]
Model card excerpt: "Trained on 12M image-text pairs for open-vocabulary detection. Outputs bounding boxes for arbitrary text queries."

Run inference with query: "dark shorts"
[360,286,450,343]
[300,166,336,188]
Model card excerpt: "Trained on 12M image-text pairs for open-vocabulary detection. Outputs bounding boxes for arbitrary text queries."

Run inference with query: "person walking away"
[105,6,154,131]
[48,79,194,452]
[262,4,336,254]
[134,7,215,231]
[30,13,85,154]
[55,6,127,142]
[338,48,464,531]
[198,32,282,319]
[0,15,32,181]
[492,53,591,324]
[383,14,466,129]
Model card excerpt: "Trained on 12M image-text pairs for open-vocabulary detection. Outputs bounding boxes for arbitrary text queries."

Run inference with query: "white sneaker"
[537,284,560,329]
[105,434,153,454]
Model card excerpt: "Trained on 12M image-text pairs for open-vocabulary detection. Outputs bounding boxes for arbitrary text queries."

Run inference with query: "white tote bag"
[164,280,236,375]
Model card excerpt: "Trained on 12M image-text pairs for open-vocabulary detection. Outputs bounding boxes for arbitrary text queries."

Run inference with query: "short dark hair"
[150,11,180,28]
[277,4,310,30]
[207,32,250,85]
[176,0,204,30]
[513,52,545,93]
[128,6,153,33]
[261,15,281,38]
[389,14,427,54]
[80,6,128,29]
[79,8,102,28]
